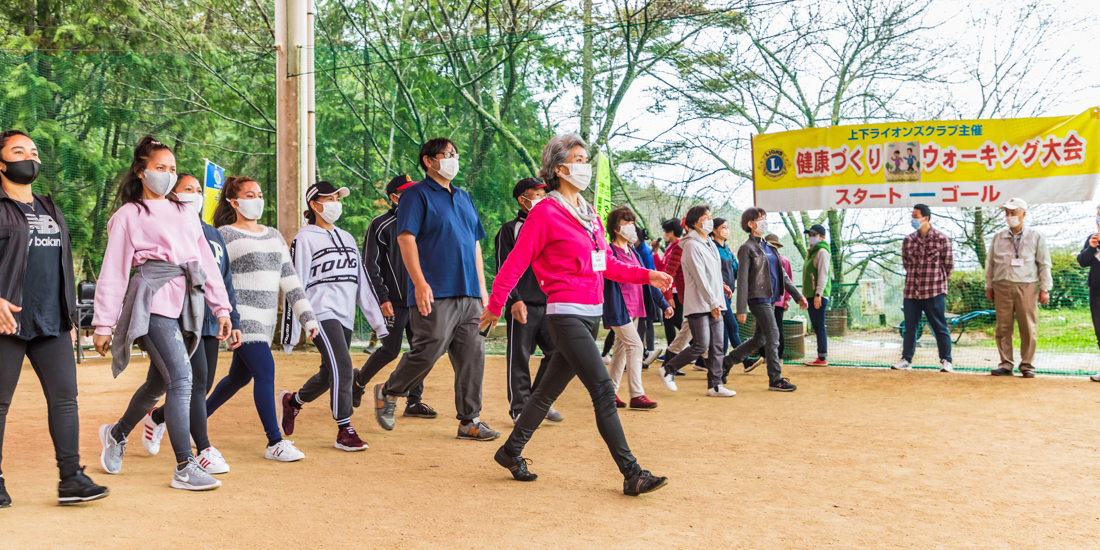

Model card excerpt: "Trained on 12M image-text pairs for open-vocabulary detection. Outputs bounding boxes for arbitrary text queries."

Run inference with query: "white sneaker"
[643,350,660,365]
[707,384,737,397]
[1091,373,1100,382]
[659,368,678,392]
[141,413,166,456]
[940,360,954,373]
[197,446,230,474]
[891,359,912,370]
[265,440,305,462]
[602,355,612,365]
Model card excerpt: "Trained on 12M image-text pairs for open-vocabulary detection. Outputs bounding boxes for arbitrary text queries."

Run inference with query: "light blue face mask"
[911,218,922,230]
[1095,215,1100,226]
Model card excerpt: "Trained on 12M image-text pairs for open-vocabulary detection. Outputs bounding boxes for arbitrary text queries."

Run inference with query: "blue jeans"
[722,296,742,353]
[901,294,953,363]
[807,296,828,359]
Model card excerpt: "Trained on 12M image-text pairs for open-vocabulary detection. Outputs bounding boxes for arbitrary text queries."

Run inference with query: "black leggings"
[0,334,81,479]
[151,335,220,450]
[503,315,642,479]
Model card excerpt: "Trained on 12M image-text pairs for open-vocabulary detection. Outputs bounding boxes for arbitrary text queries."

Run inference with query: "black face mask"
[0,159,40,185]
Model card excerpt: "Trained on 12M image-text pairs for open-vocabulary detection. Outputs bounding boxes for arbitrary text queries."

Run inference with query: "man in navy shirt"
[373,138,500,441]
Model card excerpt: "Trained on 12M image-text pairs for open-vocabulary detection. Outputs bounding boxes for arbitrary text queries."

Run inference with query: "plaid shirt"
[902,227,953,300]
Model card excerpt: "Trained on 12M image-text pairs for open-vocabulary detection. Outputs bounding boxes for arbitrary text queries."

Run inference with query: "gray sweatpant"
[384,297,485,422]
[297,319,355,426]
[663,313,725,388]
[115,315,194,464]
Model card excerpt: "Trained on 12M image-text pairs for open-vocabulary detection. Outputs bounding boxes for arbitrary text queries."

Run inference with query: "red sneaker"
[279,391,301,436]
[615,396,627,408]
[803,358,829,367]
[629,395,658,409]
[335,426,369,452]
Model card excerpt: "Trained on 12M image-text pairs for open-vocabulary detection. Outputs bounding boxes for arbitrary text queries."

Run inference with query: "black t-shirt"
[15,198,65,340]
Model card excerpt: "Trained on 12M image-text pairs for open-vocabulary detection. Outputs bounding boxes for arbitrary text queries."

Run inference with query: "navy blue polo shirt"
[396,176,487,306]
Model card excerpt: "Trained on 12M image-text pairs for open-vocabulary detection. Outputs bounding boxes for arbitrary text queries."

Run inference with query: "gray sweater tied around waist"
[110,259,208,377]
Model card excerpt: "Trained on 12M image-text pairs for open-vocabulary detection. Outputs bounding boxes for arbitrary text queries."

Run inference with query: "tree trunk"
[579,0,594,143]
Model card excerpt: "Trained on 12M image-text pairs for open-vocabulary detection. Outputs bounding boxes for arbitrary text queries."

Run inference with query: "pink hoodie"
[488,198,650,316]
[93,200,232,335]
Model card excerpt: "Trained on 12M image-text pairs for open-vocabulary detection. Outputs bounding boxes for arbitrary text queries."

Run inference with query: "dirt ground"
[0,351,1098,549]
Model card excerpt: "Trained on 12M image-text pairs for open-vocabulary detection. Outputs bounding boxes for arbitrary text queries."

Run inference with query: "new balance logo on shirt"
[24,212,62,248]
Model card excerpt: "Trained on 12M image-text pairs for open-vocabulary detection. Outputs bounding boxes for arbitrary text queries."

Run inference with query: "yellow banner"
[752,108,1100,211]
[201,159,225,225]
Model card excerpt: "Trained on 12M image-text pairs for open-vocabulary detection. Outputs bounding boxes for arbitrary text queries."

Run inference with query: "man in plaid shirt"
[892,204,954,372]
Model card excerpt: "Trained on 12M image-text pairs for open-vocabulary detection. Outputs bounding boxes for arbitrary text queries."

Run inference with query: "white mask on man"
[1007,215,1021,228]
[436,157,460,181]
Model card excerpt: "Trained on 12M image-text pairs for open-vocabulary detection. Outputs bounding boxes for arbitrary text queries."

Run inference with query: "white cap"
[1000,198,1027,212]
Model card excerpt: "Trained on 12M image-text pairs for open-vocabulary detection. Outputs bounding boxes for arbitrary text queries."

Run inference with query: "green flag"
[595,151,612,221]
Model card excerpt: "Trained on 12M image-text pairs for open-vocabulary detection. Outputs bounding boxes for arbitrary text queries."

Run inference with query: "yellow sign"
[752,108,1100,211]
[201,159,225,225]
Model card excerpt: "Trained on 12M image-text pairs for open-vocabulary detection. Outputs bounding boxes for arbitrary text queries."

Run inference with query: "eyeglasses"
[437,152,460,160]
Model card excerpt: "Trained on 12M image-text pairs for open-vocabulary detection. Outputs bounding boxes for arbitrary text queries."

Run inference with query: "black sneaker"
[351,368,366,408]
[991,368,1014,376]
[404,401,438,418]
[769,378,797,392]
[623,469,668,496]
[494,446,538,482]
[58,467,109,505]
[1021,370,1035,379]
[0,476,10,508]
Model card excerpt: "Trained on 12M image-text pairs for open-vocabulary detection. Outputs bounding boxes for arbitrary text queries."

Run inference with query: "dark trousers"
[298,319,355,425]
[151,335,220,450]
[207,341,282,445]
[807,296,829,358]
[641,318,655,352]
[503,315,642,478]
[721,296,743,353]
[505,303,555,417]
[663,313,725,387]
[357,305,423,404]
[1091,285,1100,350]
[0,334,81,479]
[662,295,683,346]
[384,297,484,422]
[728,303,784,384]
[901,294,953,362]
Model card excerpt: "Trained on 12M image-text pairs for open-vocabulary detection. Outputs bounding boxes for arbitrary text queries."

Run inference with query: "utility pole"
[275,0,316,243]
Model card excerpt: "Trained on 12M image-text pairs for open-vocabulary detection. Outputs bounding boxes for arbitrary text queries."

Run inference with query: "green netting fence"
[3,50,1098,376]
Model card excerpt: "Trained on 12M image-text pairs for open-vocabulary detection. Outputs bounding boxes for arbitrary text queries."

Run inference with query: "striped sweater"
[219,225,318,344]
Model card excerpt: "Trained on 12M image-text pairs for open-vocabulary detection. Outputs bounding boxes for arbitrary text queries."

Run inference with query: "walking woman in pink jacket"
[480,134,673,496]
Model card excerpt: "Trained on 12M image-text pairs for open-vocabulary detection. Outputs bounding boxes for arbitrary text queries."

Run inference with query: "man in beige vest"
[984,198,1051,378]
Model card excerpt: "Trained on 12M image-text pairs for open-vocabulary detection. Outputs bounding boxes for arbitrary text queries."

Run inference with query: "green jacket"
[803,241,831,297]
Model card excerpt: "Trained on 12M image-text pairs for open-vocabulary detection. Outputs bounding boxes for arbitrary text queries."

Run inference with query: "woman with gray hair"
[480,134,672,496]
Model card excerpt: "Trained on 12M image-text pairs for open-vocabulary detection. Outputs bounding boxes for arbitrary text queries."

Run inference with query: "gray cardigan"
[110,260,207,377]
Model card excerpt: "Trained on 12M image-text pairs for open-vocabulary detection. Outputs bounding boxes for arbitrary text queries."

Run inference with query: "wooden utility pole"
[275,0,315,243]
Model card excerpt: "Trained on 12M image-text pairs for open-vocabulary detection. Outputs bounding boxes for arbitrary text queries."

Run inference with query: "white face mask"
[754,219,769,235]
[318,201,342,224]
[1006,215,1021,228]
[143,169,178,197]
[175,192,203,215]
[559,163,592,191]
[435,157,459,181]
[618,223,637,243]
[234,198,265,221]
[523,196,544,211]
[700,219,714,235]
[808,236,821,246]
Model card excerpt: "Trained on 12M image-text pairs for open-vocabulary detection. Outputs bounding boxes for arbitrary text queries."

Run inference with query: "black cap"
[386,174,415,196]
[306,180,350,202]
[804,224,827,236]
[512,177,546,199]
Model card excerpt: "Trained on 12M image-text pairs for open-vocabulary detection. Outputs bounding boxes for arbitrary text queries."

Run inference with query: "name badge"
[1011,258,1024,267]
[592,250,607,272]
